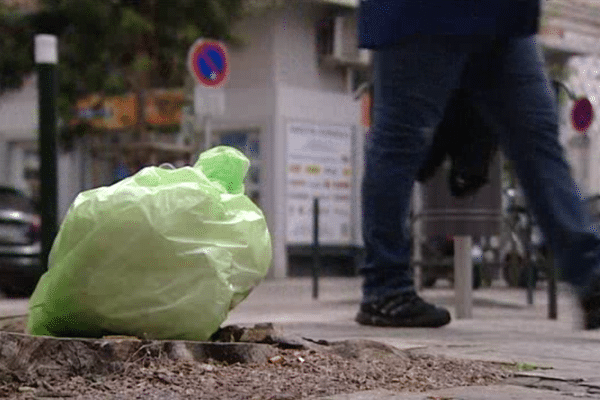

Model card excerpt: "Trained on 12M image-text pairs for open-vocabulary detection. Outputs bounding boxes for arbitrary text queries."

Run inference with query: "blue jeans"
[361,35,600,302]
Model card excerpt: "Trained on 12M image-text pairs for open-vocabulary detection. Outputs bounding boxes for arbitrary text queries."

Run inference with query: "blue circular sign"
[188,39,229,87]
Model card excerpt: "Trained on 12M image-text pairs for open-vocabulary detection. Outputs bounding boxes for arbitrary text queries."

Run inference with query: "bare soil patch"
[0,316,511,399]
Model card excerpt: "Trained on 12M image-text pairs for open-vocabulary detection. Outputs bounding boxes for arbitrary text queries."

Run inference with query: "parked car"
[0,186,43,296]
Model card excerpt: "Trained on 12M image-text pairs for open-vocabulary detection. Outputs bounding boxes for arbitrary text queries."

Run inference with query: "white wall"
[227,11,276,90]
[277,85,359,121]
[214,11,281,276]
[0,134,7,186]
[7,144,28,194]
[58,144,85,222]
[563,55,600,196]
[272,2,347,92]
[210,0,364,278]
[217,88,276,121]
[0,75,37,189]
[272,0,365,250]
[0,75,38,141]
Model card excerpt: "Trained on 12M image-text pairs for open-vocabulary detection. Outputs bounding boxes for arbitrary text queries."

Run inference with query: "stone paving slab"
[3,278,600,399]
[227,278,600,399]
[0,298,28,318]
[315,384,600,399]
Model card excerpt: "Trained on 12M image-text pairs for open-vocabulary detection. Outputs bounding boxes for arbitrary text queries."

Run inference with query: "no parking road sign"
[572,97,594,133]
[188,39,229,88]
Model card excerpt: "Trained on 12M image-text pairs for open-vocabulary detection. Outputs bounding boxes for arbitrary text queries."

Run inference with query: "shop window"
[214,130,262,206]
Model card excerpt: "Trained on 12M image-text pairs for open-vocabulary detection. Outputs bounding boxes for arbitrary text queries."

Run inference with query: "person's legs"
[464,36,600,328]
[359,36,480,327]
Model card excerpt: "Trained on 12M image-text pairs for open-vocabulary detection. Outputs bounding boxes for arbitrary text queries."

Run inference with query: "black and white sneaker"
[356,291,451,328]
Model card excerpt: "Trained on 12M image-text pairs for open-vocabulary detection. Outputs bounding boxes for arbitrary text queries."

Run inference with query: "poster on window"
[286,122,353,245]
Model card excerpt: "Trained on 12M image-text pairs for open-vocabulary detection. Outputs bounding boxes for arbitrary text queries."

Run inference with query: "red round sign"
[187,39,229,88]
[571,97,594,133]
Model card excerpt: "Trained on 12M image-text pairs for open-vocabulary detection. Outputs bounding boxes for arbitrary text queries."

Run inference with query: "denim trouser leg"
[361,37,475,302]
[465,37,600,291]
[361,35,600,302]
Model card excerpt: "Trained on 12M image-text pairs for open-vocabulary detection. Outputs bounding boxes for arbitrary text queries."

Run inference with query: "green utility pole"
[35,34,58,271]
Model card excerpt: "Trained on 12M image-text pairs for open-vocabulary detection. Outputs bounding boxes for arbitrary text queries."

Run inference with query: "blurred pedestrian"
[356,0,600,329]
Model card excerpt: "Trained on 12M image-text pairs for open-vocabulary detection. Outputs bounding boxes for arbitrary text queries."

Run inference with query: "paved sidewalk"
[225,277,600,399]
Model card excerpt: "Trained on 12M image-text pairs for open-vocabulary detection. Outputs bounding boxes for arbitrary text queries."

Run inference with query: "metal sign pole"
[204,114,212,151]
[312,197,320,300]
[35,34,59,272]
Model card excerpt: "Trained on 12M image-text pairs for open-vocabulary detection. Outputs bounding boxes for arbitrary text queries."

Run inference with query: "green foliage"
[48,0,244,124]
[1,0,245,137]
[120,7,154,36]
[132,54,152,73]
[0,4,34,93]
[103,73,127,95]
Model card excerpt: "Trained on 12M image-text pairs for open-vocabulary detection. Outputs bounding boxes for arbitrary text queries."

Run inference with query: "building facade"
[4,0,600,279]
[208,0,367,278]
[0,0,368,278]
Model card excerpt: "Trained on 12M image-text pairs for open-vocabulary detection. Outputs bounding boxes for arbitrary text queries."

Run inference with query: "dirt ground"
[0,315,511,400]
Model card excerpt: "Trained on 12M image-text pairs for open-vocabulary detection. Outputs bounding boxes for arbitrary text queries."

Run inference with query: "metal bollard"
[525,216,534,306]
[454,235,473,319]
[547,252,557,320]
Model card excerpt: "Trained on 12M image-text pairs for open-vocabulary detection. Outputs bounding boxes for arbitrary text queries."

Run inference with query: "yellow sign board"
[72,89,185,130]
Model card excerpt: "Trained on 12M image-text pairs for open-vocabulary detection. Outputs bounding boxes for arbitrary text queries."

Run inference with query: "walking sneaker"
[356,291,451,328]
[581,278,600,330]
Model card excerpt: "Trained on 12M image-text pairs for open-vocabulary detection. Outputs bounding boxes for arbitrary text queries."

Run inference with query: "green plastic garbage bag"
[28,146,272,341]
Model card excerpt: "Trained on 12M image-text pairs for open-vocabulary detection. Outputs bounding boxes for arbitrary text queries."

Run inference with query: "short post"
[454,235,473,319]
[412,185,423,290]
[312,197,320,299]
[35,34,59,272]
[413,234,423,291]
[525,218,534,306]
[547,252,557,320]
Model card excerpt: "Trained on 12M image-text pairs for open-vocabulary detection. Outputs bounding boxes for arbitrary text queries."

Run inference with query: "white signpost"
[193,85,226,149]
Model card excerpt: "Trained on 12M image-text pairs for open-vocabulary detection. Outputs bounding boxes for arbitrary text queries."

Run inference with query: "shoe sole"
[355,311,451,328]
